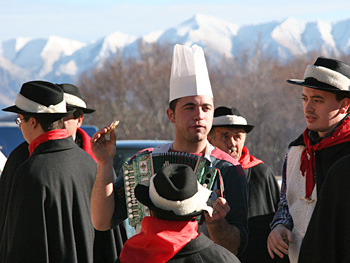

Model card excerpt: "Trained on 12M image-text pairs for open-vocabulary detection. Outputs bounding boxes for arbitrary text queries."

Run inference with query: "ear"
[76,115,84,128]
[31,117,39,128]
[167,108,175,123]
[340,97,350,114]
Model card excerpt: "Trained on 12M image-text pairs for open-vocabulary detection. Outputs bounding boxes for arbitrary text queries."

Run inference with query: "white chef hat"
[169,44,213,102]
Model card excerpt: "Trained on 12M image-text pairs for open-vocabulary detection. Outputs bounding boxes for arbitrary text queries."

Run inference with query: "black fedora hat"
[135,164,213,221]
[212,106,254,133]
[57,83,95,114]
[287,57,350,95]
[2,80,75,118]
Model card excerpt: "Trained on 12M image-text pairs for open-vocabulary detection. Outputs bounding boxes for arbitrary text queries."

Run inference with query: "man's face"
[169,95,214,144]
[209,126,246,160]
[302,87,347,137]
[63,114,83,140]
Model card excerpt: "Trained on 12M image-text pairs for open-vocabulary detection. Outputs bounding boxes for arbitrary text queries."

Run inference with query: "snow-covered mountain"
[1,14,350,116]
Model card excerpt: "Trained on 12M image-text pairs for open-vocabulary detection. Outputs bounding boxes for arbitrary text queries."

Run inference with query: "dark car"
[0,123,98,157]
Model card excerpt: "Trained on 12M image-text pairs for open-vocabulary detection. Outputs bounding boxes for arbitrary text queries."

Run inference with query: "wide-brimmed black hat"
[287,57,350,95]
[135,164,213,221]
[2,80,75,118]
[57,83,95,114]
[212,106,254,133]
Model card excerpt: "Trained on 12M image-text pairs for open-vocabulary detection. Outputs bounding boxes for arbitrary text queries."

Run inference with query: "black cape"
[0,139,121,263]
[239,163,289,263]
[298,154,350,263]
[0,138,97,262]
[0,141,29,242]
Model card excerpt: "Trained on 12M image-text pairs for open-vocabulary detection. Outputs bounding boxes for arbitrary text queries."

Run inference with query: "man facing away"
[115,164,241,263]
[267,57,350,263]
[90,44,249,256]
[0,81,97,262]
[59,83,121,262]
[58,83,98,162]
[208,106,285,263]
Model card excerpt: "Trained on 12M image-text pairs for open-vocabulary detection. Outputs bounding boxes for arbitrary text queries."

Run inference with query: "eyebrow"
[302,93,324,99]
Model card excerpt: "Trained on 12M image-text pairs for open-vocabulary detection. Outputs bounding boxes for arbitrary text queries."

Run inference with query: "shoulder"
[251,162,274,175]
[211,147,240,165]
[288,133,304,147]
[210,147,245,177]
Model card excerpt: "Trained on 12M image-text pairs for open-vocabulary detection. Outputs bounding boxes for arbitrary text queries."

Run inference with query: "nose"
[304,100,314,113]
[228,136,236,147]
[193,108,204,121]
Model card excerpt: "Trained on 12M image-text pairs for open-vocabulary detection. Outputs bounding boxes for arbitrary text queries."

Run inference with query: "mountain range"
[1,14,350,117]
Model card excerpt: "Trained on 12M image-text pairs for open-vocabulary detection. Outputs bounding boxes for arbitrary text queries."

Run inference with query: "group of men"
[0,42,349,263]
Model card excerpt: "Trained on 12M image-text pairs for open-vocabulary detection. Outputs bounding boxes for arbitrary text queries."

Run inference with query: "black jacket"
[299,155,350,263]
[0,138,96,262]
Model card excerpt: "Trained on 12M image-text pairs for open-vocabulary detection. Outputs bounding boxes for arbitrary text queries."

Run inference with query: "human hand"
[91,123,117,163]
[267,224,293,259]
[204,189,230,224]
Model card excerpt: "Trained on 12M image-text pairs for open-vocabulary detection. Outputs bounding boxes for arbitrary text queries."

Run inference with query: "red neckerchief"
[76,127,98,163]
[119,217,199,263]
[28,129,69,156]
[301,117,350,199]
[239,146,263,169]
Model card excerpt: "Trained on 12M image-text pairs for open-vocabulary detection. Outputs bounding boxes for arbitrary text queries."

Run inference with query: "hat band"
[149,175,213,217]
[213,115,247,126]
[304,65,350,91]
[15,93,67,113]
[64,93,87,108]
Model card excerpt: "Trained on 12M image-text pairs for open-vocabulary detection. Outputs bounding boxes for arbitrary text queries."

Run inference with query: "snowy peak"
[1,13,350,114]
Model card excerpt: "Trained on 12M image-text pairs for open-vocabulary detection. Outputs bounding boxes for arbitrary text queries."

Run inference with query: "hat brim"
[212,124,254,133]
[66,104,95,114]
[135,182,204,221]
[286,79,350,94]
[2,105,75,118]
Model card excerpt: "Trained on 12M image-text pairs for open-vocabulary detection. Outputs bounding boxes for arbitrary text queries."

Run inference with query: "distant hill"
[0,14,350,117]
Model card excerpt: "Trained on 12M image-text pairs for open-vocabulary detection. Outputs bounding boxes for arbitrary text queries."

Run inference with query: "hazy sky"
[1,0,350,42]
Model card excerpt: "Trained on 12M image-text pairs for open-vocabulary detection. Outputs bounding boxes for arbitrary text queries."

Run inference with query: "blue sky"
[1,0,350,42]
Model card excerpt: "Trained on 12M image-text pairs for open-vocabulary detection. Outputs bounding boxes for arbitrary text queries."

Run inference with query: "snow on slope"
[1,14,350,116]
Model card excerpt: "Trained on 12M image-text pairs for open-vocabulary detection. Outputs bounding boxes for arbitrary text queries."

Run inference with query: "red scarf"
[76,127,98,163]
[119,217,199,263]
[301,117,350,199]
[28,129,69,156]
[239,146,263,169]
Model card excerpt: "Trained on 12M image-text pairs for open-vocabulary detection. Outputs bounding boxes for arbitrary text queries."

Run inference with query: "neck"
[172,139,207,154]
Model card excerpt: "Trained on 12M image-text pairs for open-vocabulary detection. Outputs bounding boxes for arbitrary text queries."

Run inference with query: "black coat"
[169,233,241,263]
[298,155,350,263]
[239,163,288,263]
[115,233,240,263]
[0,138,96,262]
[0,141,29,242]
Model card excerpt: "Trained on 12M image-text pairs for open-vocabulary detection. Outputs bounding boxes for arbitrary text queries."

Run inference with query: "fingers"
[213,197,230,217]
[267,227,290,259]
[205,197,230,223]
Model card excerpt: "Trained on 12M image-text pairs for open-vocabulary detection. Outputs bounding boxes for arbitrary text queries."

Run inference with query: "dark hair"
[73,108,84,119]
[335,92,350,113]
[335,92,350,101]
[169,99,179,112]
[23,114,64,132]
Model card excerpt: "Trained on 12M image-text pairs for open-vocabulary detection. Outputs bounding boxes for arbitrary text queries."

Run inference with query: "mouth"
[305,115,317,123]
[192,124,205,130]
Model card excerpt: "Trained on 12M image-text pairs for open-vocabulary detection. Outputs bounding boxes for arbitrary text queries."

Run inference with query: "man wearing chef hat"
[90,44,249,256]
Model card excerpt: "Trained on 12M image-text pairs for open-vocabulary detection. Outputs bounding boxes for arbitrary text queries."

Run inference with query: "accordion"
[122,151,219,226]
